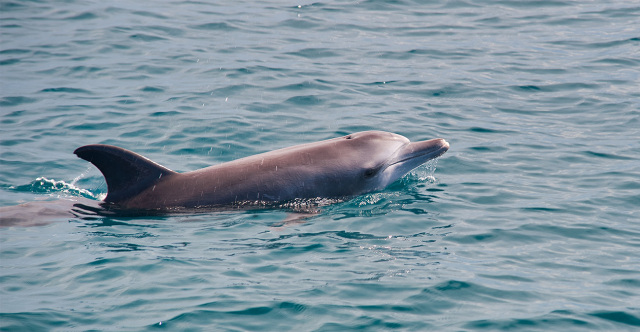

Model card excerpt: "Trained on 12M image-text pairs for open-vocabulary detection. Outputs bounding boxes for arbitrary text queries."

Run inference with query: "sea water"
[1,0,639,330]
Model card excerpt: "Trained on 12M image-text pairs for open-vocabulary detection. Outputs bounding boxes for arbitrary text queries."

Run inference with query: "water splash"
[353,192,388,207]
[403,159,438,183]
[10,177,98,200]
[70,166,93,187]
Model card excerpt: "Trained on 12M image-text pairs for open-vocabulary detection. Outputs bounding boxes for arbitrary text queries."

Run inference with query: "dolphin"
[74,131,449,210]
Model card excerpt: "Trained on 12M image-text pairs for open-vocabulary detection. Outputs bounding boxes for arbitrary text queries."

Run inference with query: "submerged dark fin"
[74,144,177,204]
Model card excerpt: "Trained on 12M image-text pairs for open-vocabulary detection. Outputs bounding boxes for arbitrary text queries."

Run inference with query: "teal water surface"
[1,0,640,330]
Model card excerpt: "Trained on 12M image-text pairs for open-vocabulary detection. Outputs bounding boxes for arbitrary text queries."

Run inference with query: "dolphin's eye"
[345,135,352,140]
[364,167,377,178]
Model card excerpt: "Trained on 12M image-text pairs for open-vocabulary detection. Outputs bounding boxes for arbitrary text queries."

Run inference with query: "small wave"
[0,96,37,106]
[10,177,99,200]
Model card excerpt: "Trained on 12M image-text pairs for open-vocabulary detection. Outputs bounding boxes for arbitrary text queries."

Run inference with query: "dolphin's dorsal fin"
[74,144,177,204]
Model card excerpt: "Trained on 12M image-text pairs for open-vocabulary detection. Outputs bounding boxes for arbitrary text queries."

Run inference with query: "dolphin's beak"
[392,138,449,167]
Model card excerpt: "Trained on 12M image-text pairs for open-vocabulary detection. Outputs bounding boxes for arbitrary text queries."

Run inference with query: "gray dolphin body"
[74,131,449,210]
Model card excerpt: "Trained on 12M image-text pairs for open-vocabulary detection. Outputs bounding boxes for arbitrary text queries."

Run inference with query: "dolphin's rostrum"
[75,131,449,210]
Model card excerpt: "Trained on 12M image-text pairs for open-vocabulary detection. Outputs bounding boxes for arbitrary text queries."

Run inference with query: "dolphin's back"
[74,145,176,204]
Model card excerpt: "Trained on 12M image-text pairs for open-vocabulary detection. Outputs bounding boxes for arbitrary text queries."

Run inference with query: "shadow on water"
[0,198,154,228]
[0,196,353,228]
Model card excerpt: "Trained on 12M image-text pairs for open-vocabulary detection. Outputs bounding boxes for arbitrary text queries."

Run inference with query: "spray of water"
[10,172,100,200]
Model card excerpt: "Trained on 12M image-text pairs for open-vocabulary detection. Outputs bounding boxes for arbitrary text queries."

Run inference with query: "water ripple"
[1,0,639,330]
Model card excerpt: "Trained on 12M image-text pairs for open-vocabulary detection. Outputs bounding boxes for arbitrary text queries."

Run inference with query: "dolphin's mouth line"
[387,144,449,168]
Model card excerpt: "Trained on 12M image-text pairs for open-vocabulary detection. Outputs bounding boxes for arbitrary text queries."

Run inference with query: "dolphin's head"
[314,131,449,195]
